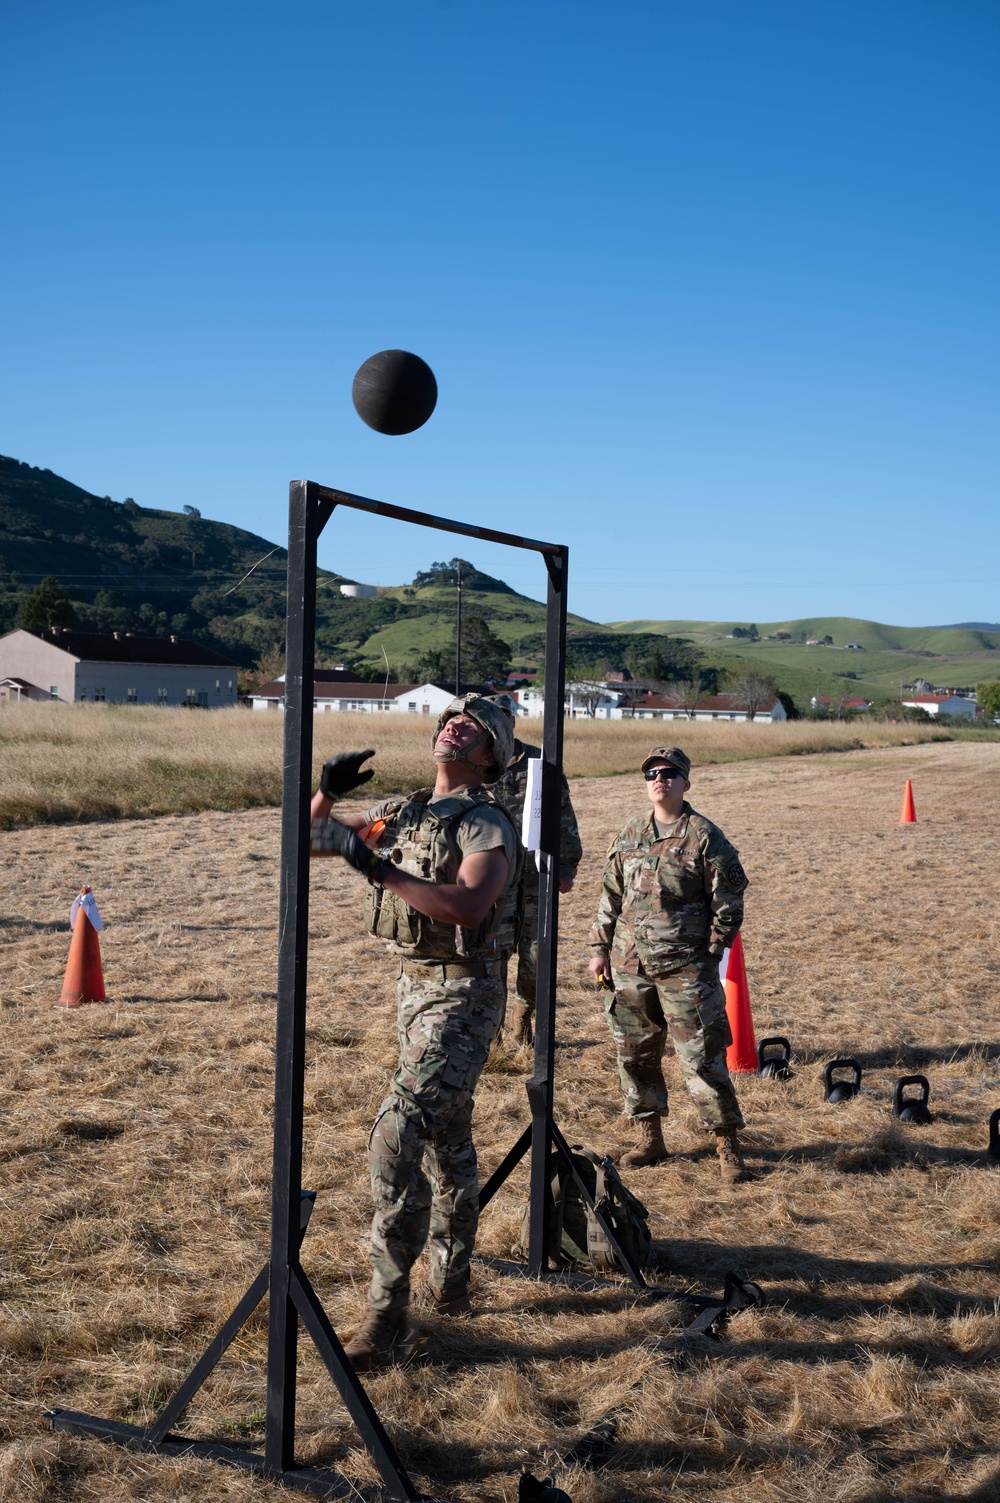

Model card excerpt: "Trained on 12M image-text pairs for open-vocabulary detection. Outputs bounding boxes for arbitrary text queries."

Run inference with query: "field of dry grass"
[0,702,950,828]
[2,739,999,1502]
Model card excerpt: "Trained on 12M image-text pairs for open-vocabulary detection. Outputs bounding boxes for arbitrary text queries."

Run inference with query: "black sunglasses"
[643,767,683,781]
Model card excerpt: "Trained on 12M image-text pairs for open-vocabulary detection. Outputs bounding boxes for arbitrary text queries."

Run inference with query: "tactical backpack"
[514,1146,652,1275]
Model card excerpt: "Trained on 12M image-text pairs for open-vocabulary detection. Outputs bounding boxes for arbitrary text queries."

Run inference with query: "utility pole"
[455,560,462,696]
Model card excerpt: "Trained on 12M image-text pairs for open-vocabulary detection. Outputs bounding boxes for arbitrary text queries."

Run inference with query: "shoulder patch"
[722,857,748,892]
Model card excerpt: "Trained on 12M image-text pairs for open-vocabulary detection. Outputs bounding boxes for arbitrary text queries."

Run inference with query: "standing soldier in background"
[309,696,522,1369]
[487,692,582,1046]
[588,747,750,1183]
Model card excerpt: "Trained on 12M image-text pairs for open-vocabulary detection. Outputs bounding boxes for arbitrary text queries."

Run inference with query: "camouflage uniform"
[361,787,522,1312]
[493,739,582,1012]
[588,802,748,1131]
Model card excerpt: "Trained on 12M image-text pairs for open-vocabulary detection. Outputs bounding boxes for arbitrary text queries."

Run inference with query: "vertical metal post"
[455,558,463,694]
[266,480,321,1471]
[527,546,568,1274]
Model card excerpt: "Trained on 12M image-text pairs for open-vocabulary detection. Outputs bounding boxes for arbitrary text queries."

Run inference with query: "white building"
[901,694,976,719]
[515,687,788,723]
[0,628,238,707]
[251,674,456,717]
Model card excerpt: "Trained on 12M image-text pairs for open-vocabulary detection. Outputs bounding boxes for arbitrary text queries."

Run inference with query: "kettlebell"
[892,1074,932,1125]
[757,1036,792,1080]
[519,1472,573,1503]
[823,1057,862,1103]
[989,1108,1000,1166]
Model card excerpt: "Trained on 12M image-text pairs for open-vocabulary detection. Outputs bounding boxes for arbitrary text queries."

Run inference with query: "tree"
[723,668,778,721]
[976,681,1000,720]
[415,648,452,685]
[413,613,511,688]
[461,613,511,685]
[18,576,77,632]
[664,678,702,718]
[567,680,611,717]
[183,505,202,518]
[238,643,286,697]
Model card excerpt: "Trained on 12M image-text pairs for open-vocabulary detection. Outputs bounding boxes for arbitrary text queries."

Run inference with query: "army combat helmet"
[433,694,514,783]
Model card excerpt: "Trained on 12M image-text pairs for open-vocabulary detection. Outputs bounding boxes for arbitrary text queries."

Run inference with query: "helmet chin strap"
[433,727,493,778]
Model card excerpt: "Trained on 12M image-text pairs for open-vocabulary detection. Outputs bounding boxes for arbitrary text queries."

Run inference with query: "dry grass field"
[0,702,949,827]
[1,738,999,1502]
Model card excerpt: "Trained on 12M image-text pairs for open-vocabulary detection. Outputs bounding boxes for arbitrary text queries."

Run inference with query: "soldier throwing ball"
[310,696,522,1370]
[587,746,750,1183]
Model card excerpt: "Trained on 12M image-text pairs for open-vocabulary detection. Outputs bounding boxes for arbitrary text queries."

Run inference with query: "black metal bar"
[148,1193,317,1445]
[267,480,322,1472]
[548,1122,647,1290]
[147,1192,315,1445]
[454,559,462,695]
[145,1265,270,1443]
[47,1411,371,1501]
[525,546,568,1275]
[290,1269,419,1503]
[477,1125,531,1212]
[310,483,561,555]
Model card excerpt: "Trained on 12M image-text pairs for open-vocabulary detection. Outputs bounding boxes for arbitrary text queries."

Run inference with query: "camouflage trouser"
[605,960,744,1132]
[500,877,538,1014]
[366,966,504,1313]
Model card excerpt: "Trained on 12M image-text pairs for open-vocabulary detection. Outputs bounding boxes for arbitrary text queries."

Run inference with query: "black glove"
[316,817,390,882]
[319,749,376,801]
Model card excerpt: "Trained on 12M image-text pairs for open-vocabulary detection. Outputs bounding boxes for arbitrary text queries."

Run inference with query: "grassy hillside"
[607,615,1000,702]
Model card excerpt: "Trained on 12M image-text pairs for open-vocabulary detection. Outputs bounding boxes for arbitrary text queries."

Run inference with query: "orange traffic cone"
[899,780,916,824]
[722,931,757,1073]
[56,886,106,1008]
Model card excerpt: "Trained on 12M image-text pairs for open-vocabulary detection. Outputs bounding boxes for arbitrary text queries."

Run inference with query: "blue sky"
[3,0,998,628]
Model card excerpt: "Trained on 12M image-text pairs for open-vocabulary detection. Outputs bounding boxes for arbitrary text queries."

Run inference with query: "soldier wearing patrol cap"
[309,695,523,1368]
[588,746,750,1183]
[485,692,582,1046]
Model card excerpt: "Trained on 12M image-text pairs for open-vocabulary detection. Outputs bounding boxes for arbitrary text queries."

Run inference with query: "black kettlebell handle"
[757,1036,791,1074]
[823,1057,862,1099]
[893,1074,929,1116]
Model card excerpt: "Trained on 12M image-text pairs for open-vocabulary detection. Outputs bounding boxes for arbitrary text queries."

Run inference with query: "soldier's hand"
[319,750,376,801]
[312,817,389,882]
[589,954,612,986]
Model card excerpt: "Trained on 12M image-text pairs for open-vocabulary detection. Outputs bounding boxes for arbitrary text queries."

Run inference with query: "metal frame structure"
[48,478,644,1502]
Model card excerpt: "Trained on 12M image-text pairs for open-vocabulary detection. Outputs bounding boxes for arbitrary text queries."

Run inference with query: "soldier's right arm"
[587,841,624,956]
[309,786,367,840]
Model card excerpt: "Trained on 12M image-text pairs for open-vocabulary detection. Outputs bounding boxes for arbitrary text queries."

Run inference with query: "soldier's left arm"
[703,830,749,956]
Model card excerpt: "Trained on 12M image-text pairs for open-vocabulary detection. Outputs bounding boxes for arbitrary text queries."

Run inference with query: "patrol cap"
[433,694,514,782]
[640,746,691,779]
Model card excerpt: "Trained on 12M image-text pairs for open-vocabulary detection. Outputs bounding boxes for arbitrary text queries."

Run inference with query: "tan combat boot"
[621,1116,668,1169]
[342,1307,407,1371]
[511,1004,533,1048]
[415,1282,473,1317]
[715,1128,748,1184]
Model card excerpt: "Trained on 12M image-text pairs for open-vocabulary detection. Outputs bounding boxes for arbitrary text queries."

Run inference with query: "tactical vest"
[364,787,523,961]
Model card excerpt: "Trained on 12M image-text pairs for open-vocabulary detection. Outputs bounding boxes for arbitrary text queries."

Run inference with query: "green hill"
[607,615,1000,701]
[0,458,702,683]
[3,458,995,707]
